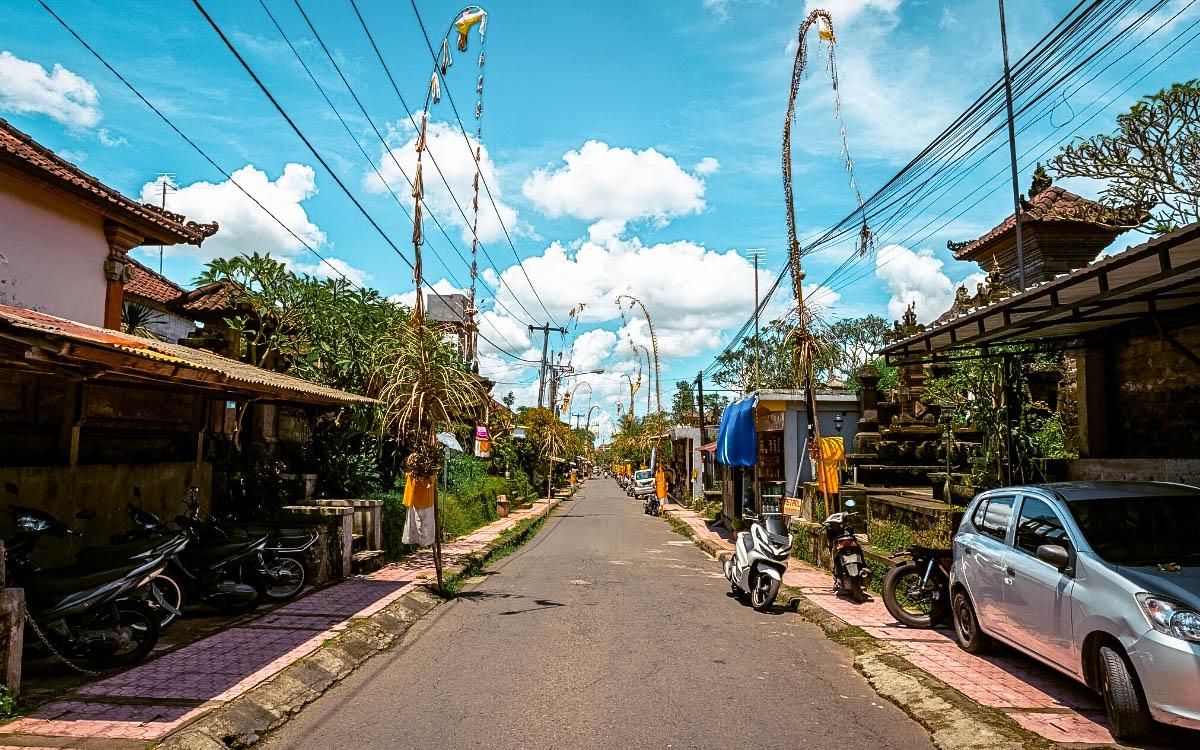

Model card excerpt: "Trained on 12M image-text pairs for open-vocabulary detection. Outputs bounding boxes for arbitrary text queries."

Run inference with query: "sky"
[3,0,1197,441]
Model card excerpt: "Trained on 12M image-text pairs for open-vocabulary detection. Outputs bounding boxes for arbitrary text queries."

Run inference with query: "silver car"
[631,469,655,498]
[950,481,1200,741]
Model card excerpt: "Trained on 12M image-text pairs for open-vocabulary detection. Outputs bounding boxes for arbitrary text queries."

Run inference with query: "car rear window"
[634,470,652,480]
[972,496,1014,542]
[1068,493,1200,566]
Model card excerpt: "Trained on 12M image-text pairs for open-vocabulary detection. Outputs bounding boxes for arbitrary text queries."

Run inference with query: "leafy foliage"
[671,380,697,424]
[121,302,163,339]
[1051,80,1199,234]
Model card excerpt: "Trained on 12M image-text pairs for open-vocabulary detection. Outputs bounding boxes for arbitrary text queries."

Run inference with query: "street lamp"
[834,412,844,433]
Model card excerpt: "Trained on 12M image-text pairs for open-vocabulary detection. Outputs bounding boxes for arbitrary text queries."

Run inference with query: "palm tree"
[121,302,163,339]
[376,322,488,592]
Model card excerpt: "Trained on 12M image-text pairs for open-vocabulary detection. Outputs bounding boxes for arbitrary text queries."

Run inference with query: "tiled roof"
[0,303,372,406]
[176,281,244,314]
[124,258,185,305]
[0,118,217,246]
[953,186,1146,260]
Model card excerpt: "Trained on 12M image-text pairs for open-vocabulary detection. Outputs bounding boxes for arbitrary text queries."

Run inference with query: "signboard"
[783,496,803,517]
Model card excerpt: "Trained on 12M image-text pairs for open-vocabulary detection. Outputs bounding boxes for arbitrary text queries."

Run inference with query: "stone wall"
[1108,320,1200,459]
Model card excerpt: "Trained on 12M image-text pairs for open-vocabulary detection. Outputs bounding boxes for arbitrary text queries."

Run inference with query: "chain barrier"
[22,611,103,677]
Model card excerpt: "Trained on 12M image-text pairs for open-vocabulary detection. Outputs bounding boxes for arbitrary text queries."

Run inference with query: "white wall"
[0,171,109,326]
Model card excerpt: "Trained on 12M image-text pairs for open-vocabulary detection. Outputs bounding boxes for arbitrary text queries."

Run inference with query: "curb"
[660,507,1055,750]
[156,499,562,750]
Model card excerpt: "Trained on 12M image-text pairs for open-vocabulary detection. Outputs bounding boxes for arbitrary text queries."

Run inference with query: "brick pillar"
[1076,347,1110,458]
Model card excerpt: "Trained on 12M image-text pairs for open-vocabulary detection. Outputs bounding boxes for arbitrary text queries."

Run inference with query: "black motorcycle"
[822,497,871,603]
[4,483,174,667]
[882,545,952,628]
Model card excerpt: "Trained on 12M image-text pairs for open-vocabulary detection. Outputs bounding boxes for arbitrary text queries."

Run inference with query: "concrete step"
[351,549,385,574]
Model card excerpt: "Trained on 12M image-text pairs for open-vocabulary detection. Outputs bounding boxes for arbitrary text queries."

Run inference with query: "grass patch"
[442,505,556,595]
[666,515,695,540]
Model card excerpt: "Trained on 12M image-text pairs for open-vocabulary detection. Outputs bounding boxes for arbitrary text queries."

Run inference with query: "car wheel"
[951,589,993,654]
[1099,645,1152,741]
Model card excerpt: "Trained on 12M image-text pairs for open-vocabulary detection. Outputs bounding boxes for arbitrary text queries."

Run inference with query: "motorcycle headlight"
[1137,594,1200,643]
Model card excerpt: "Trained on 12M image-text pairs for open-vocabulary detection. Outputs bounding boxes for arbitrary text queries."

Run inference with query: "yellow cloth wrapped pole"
[815,437,845,496]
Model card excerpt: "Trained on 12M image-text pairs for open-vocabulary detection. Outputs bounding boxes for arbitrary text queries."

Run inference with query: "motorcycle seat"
[185,538,265,567]
[22,561,145,594]
[76,535,170,565]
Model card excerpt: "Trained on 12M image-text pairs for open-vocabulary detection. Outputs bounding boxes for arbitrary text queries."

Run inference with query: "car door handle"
[1005,567,1016,577]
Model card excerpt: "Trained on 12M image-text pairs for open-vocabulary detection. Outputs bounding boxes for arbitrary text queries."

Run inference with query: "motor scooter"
[723,499,792,611]
[822,497,870,602]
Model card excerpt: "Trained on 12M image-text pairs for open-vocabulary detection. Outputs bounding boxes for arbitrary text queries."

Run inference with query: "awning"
[698,441,717,453]
[0,303,374,407]
[716,395,757,467]
[879,223,1200,364]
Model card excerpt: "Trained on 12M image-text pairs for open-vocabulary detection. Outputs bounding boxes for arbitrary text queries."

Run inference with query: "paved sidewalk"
[0,498,560,748]
[661,502,1115,747]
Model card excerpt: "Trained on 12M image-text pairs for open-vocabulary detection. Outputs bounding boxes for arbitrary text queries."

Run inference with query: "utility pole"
[155,174,176,274]
[997,0,1026,291]
[746,250,766,390]
[529,322,567,409]
[695,371,706,443]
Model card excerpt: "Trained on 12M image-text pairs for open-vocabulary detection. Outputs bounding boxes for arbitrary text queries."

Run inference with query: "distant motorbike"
[643,494,660,515]
[823,498,870,603]
[724,500,792,611]
[4,482,173,667]
[882,545,952,627]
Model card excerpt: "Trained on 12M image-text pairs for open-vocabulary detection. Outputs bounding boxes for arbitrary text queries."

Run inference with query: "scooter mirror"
[76,509,96,520]
[3,482,16,495]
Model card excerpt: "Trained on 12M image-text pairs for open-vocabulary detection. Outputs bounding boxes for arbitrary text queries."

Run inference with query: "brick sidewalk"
[662,502,1116,747]
[0,497,560,747]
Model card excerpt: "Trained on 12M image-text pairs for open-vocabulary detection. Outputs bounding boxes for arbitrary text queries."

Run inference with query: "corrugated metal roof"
[0,303,373,406]
[880,222,1200,364]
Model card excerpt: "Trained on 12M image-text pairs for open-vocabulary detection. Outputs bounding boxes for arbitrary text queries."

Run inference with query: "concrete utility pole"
[746,250,766,390]
[997,0,1027,291]
[529,322,567,409]
[155,174,176,274]
[695,371,706,443]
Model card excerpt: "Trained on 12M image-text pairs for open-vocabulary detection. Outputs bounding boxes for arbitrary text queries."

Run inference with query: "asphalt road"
[265,479,935,749]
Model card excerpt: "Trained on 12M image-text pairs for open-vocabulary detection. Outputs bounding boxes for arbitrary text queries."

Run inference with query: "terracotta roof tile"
[0,303,372,406]
[124,258,185,305]
[175,281,244,314]
[953,186,1145,259]
[0,118,217,246]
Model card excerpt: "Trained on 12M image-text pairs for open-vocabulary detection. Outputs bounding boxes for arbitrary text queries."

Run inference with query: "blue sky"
[3,0,1197,439]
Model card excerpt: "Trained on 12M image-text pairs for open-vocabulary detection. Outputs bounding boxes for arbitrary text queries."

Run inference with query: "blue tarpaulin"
[716,395,758,467]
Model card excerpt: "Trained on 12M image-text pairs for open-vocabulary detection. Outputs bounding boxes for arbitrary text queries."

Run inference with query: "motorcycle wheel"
[883,562,947,628]
[88,602,159,667]
[149,574,185,629]
[849,576,868,603]
[259,556,306,601]
[750,573,780,612]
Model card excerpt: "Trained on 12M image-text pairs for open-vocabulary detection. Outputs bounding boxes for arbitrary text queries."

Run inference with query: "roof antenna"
[154,174,177,274]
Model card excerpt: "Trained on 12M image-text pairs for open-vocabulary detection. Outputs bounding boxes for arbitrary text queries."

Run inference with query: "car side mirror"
[1036,544,1071,571]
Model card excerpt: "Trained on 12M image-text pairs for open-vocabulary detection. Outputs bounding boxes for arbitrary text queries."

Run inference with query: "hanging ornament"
[454,6,487,51]
[429,71,441,103]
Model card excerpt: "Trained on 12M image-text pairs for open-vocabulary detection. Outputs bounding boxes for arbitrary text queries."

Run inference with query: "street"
[264,479,934,749]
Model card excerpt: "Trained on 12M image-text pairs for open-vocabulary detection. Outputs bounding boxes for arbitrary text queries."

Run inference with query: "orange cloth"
[403,474,436,509]
[815,437,845,496]
[655,467,667,499]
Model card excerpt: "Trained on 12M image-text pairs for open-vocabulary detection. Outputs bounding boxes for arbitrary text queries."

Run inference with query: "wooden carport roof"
[879,223,1200,365]
[0,304,374,407]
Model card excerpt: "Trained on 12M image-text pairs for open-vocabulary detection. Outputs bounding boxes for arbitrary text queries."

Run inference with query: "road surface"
[265,479,934,749]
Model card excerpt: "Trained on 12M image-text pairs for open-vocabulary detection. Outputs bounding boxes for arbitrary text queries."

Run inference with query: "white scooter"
[723,500,793,611]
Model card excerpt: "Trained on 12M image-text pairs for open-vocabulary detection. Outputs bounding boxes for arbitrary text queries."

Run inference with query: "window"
[1069,493,1200,566]
[1015,497,1070,556]
[972,496,1014,541]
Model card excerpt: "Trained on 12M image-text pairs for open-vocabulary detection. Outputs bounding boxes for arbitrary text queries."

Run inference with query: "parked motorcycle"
[882,545,952,628]
[724,499,792,611]
[3,482,173,667]
[822,498,870,603]
[643,494,660,516]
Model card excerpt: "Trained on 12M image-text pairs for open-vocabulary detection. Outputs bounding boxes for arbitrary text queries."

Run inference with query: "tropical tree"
[1051,80,1199,234]
[671,380,697,425]
[121,302,163,339]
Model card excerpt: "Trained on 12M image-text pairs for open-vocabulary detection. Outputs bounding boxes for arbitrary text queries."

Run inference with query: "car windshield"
[634,470,652,481]
[1068,494,1200,566]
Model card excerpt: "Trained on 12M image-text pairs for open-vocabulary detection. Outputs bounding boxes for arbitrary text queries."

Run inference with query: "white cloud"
[702,0,730,21]
[694,156,721,175]
[803,0,901,26]
[523,141,707,233]
[938,6,959,29]
[288,256,372,287]
[0,51,100,129]
[140,163,326,262]
[386,278,467,313]
[570,329,617,372]
[365,117,521,245]
[874,243,984,323]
